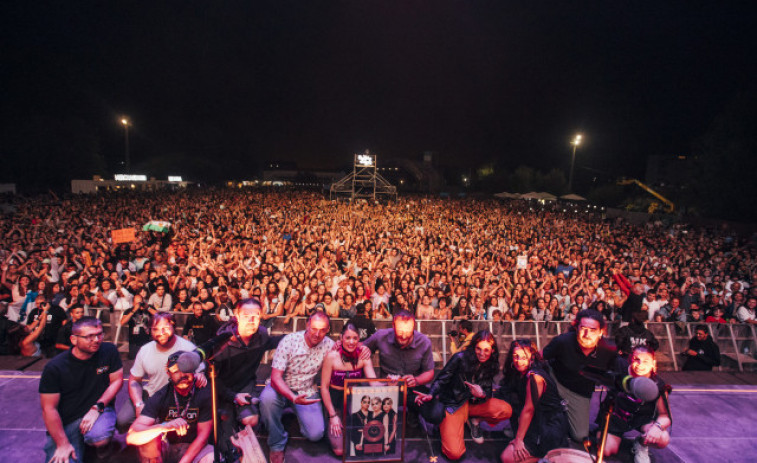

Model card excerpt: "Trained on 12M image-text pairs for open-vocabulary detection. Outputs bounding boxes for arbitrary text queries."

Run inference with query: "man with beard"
[127,351,214,463]
[39,317,123,463]
[213,298,282,456]
[362,310,437,424]
[117,313,206,432]
[543,309,619,442]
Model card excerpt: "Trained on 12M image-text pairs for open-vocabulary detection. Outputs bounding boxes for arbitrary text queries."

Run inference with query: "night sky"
[2,1,756,181]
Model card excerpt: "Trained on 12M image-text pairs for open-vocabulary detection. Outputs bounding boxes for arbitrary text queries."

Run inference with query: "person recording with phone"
[448,320,473,355]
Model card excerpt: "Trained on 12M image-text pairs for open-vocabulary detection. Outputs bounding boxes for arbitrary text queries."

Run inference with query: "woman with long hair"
[382,397,398,454]
[415,330,512,460]
[321,323,376,457]
[499,339,569,463]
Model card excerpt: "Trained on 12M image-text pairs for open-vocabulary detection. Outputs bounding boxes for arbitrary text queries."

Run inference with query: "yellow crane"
[617,178,675,214]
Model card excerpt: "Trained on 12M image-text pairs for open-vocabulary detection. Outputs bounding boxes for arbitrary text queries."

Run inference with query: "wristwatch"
[91,401,105,413]
[135,401,144,409]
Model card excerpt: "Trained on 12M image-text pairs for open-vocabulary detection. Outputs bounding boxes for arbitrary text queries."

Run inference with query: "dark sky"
[2,1,756,180]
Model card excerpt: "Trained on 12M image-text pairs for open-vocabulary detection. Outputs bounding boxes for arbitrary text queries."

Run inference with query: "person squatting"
[38,304,671,463]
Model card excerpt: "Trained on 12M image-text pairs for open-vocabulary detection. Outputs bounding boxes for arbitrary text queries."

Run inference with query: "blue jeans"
[43,407,116,463]
[259,384,325,452]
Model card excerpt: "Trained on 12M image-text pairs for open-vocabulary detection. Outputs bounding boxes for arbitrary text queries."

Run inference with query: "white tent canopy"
[521,191,557,201]
[494,192,521,199]
[560,193,587,201]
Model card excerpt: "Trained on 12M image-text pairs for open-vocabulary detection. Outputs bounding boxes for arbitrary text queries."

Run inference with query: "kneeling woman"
[597,346,671,462]
[321,323,377,456]
[499,339,569,463]
[415,330,512,460]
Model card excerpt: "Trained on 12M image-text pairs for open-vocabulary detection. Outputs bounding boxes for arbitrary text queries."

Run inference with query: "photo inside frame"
[343,381,405,462]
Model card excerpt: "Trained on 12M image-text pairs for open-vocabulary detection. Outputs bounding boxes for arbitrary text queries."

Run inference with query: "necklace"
[172,383,196,419]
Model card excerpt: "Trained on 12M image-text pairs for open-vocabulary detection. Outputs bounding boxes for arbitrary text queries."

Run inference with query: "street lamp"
[568,133,582,192]
[120,117,130,173]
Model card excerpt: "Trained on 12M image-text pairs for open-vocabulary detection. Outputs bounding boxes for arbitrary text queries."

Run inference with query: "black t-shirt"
[183,314,218,346]
[38,343,122,425]
[56,322,73,351]
[543,331,618,398]
[26,305,67,347]
[141,382,212,444]
[347,315,376,341]
[127,307,152,347]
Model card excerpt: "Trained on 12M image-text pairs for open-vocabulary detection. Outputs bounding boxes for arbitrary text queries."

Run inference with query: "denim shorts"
[43,406,116,463]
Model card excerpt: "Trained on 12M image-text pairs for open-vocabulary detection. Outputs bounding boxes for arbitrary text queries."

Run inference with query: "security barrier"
[102,309,757,372]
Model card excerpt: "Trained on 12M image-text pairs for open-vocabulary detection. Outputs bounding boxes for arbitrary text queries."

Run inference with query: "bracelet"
[329,413,338,419]
[653,421,664,431]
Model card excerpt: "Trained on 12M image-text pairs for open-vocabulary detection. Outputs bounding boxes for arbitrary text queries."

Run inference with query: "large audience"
[2,187,756,463]
[1,187,756,356]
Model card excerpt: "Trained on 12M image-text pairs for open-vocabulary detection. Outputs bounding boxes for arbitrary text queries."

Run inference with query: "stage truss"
[329,152,397,201]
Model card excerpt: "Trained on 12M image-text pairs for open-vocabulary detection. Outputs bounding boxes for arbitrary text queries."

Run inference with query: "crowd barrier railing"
[95,308,757,373]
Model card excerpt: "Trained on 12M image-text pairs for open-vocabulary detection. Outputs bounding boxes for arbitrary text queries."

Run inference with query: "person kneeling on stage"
[414,330,512,460]
[127,351,214,463]
[596,346,671,463]
[499,339,569,463]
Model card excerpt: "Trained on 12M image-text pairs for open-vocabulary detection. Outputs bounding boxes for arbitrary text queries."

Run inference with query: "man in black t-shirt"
[39,317,123,463]
[120,294,152,359]
[127,350,214,463]
[26,294,67,357]
[348,303,376,341]
[55,305,85,353]
[543,309,618,442]
[183,302,218,346]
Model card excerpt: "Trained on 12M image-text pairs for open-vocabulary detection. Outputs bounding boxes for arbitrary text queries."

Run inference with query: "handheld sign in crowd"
[111,227,136,244]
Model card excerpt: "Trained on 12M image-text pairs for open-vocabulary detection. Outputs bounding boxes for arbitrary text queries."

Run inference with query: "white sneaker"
[468,418,484,444]
[633,439,651,463]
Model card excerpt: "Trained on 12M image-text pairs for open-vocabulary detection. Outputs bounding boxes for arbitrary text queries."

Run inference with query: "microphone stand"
[210,360,222,463]
[594,389,615,463]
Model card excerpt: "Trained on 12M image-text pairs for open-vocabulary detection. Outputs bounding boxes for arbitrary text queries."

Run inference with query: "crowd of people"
[0,187,755,462]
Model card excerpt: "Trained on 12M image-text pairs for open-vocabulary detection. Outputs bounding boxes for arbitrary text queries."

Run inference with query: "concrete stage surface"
[1,365,755,463]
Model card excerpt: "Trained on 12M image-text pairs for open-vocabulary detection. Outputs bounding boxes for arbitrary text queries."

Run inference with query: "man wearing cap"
[127,351,214,463]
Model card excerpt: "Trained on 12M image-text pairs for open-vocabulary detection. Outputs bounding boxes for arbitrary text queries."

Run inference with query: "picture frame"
[342,378,407,463]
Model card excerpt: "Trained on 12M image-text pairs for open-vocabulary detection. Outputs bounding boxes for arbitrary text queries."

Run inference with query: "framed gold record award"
[342,379,406,463]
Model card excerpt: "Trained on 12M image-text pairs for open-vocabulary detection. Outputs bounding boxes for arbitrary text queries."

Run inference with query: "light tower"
[330,150,397,201]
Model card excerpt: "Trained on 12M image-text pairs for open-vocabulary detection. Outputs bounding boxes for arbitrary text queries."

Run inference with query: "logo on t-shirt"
[96,366,110,375]
[167,407,199,423]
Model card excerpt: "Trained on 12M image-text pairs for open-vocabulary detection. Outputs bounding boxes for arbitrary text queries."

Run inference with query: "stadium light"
[568,133,582,192]
[120,117,131,172]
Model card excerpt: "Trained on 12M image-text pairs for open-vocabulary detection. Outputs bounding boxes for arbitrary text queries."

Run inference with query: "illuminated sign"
[114,174,147,181]
[357,154,374,166]
[168,176,182,182]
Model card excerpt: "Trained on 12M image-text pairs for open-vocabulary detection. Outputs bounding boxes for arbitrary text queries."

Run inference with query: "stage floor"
[2,363,755,463]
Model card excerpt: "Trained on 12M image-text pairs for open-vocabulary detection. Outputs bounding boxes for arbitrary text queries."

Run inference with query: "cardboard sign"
[516,255,528,269]
[111,228,136,244]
